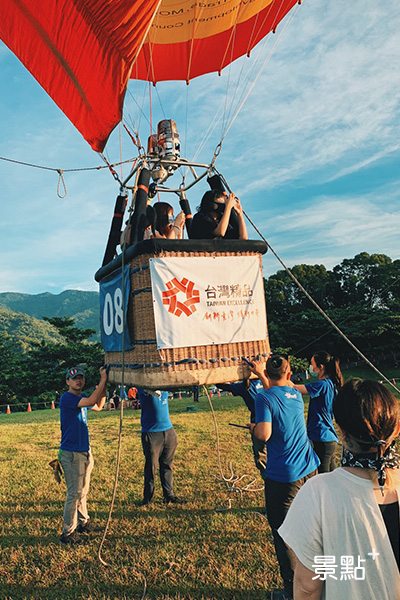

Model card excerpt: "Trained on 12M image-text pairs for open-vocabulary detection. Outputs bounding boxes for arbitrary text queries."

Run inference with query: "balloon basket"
[95,239,270,390]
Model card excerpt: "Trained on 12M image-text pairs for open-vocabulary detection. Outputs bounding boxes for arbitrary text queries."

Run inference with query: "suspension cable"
[242,209,400,395]
[219,4,298,145]
[293,275,400,357]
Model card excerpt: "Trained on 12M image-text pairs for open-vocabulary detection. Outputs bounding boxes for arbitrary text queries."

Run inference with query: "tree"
[264,253,400,365]
[17,317,104,408]
[331,252,395,308]
[0,333,22,408]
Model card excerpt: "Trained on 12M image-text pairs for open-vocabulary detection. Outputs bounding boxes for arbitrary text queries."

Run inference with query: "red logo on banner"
[162,277,200,317]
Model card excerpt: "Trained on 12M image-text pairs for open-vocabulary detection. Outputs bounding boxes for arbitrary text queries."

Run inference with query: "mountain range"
[0,290,100,348]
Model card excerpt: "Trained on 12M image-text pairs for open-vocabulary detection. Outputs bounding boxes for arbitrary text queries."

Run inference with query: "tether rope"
[241,208,400,395]
[0,154,138,197]
[203,385,264,496]
[0,154,135,173]
[97,226,147,599]
[293,274,400,357]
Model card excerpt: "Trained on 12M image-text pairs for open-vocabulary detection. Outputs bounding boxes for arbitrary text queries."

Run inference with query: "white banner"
[149,256,267,350]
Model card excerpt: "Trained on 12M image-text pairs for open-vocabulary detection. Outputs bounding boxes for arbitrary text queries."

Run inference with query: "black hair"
[146,205,156,236]
[153,202,173,235]
[266,354,290,380]
[334,379,399,452]
[313,350,343,391]
[198,189,225,215]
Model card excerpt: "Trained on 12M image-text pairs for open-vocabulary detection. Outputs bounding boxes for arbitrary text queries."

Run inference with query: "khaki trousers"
[59,450,94,534]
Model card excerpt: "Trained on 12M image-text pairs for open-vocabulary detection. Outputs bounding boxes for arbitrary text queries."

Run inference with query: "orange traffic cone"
[51,400,55,409]
[178,392,182,399]
[6,405,11,414]
[27,403,32,412]
[217,390,221,398]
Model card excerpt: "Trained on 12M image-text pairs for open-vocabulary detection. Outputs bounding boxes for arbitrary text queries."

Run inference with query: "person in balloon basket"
[189,189,248,240]
[137,388,186,506]
[248,355,319,600]
[58,366,107,546]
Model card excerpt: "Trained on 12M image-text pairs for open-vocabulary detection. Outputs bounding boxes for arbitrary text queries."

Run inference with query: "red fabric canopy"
[0,0,298,152]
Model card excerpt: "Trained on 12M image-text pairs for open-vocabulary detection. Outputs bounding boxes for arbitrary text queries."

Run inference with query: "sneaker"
[59,531,87,546]
[163,496,187,505]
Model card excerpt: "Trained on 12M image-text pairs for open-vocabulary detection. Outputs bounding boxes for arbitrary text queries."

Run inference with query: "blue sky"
[0,0,399,295]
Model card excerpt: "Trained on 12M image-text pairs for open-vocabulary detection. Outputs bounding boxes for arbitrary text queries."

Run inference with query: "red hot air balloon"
[0,0,299,152]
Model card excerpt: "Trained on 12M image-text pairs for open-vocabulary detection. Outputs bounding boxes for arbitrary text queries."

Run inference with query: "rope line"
[203,385,264,496]
[0,154,136,173]
[293,275,400,357]
[219,4,298,144]
[243,210,400,395]
[97,242,147,599]
[56,169,67,198]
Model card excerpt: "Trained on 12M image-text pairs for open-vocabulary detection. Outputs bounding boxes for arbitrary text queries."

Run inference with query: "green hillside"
[0,290,100,340]
[0,306,63,351]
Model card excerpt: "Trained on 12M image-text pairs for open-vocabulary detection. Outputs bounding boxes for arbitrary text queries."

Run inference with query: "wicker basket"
[95,239,270,389]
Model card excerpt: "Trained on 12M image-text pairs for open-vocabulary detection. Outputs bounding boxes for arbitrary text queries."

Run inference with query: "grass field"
[1,395,279,600]
[1,366,399,600]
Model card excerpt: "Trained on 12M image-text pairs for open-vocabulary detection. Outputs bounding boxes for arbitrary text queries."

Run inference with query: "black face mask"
[213,203,225,216]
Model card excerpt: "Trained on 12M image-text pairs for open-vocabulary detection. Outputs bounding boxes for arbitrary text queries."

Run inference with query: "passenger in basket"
[144,202,185,240]
[189,189,248,240]
[137,388,186,506]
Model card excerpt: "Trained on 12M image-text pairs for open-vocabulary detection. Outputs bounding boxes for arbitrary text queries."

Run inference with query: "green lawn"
[0,395,278,600]
[341,366,400,401]
[1,367,399,600]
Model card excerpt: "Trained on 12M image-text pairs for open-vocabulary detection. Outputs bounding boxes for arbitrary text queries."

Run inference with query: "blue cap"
[66,367,85,379]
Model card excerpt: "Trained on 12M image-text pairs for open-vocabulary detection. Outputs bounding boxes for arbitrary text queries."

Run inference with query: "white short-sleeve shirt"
[279,468,400,600]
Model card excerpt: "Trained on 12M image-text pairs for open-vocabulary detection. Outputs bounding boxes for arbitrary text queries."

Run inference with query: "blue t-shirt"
[255,386,320,482]
[305,378,338,442]
[138,389,173,433]
[221,379,264,422]
[60,391,90,452]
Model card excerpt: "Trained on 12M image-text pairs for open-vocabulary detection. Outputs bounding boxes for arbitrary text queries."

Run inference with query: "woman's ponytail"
[313,351,343,391]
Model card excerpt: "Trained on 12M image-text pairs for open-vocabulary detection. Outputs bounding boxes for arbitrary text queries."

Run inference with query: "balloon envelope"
[0,0,298,151]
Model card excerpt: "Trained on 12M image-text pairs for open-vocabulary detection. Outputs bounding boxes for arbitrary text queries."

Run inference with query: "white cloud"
[1,1,400,294]
[260,188,400,277]
[216,0,400,191]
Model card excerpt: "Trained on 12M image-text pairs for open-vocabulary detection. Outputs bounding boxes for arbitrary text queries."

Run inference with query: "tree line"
[265,252,400,364]
[1,252,399,409]
[0,317,103,410]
